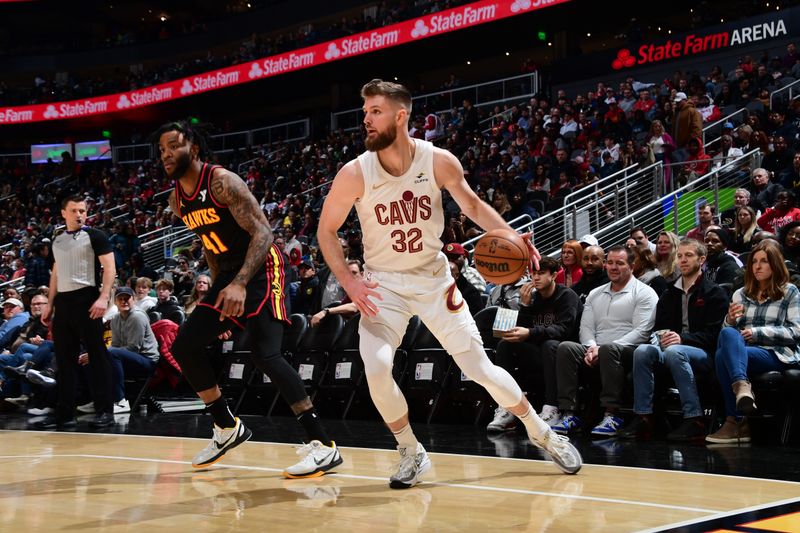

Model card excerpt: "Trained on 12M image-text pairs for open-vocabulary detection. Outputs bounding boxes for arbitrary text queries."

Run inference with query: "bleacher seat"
[404,321,452,423]
[317,315,363,418]
[290,313,344,401]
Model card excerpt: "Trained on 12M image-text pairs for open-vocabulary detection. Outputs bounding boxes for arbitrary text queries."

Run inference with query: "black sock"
[206,396,236,428]
[297,408,332,446]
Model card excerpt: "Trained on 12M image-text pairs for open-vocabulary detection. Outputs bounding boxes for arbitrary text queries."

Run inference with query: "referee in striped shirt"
[36,195,116,430]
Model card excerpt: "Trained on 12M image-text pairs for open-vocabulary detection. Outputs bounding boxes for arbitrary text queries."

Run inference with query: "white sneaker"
[77,401,95,414]
[540,405,562,427]
[486,407,517,432]
[530,429,583,475]
[114,399,130,414]
[192,417,253,469]
[27,407,53,416]
[283,440,343,479]
[5,394,29,406]
[389,442,431,489]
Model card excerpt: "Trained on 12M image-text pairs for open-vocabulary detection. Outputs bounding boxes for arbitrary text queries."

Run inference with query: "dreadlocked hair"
[150,119,213,161]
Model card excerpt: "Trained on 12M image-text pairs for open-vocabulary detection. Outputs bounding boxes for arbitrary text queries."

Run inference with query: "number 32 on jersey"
[201,232,229,255]
[391,228,422,253]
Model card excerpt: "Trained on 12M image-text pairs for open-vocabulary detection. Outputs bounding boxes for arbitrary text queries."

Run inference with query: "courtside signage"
[612,9,795,70]
[0,0,570,124]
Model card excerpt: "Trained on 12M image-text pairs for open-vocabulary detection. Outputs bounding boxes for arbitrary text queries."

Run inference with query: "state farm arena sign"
[612,9,796,70]
[0,0,569,124]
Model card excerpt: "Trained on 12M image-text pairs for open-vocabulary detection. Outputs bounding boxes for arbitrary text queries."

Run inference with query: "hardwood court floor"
[0,421,799,532]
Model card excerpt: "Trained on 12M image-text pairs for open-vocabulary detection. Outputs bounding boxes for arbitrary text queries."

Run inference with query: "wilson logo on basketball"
[474,257,511,273]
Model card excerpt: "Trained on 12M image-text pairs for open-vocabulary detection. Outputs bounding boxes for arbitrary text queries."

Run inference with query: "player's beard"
[365,123,397,152]
[167,151,192,179]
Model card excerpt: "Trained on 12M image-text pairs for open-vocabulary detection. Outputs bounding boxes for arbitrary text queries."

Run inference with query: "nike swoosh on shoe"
[314,451,334,466]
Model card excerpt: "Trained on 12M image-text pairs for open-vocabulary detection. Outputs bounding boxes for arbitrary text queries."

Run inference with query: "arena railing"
[770,78,800,110]
[461,213,535,254]
[588,150,761,252]
[113,118,311,164]
[702,108,749,151]
[330,72,539,132]
[140,226,193,271]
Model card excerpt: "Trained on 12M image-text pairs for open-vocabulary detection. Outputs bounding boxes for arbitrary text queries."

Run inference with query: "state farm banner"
[610,7,798,72]
[0,0,570,125]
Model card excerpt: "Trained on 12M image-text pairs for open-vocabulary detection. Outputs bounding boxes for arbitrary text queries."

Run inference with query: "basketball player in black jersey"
[154,120,342,477]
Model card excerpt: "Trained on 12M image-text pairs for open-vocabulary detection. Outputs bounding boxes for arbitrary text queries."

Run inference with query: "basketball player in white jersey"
[318,79,582,488]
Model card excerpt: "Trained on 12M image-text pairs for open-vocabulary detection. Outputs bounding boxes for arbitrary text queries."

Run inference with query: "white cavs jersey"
[356,138,444,271]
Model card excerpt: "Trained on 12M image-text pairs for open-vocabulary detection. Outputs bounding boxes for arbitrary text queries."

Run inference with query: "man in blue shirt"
[0,298,30,352]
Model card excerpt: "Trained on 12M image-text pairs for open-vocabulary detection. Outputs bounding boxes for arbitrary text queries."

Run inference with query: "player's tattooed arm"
[210,169,272,286]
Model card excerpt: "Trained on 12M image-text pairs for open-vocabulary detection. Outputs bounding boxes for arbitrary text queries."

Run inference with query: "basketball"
[473,229,529,285]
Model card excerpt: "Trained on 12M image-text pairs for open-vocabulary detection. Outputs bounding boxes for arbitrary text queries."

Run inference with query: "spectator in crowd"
[646,120,675,187]
[133,276,157,312]
[621,238,727,441]
[0,298,30,353]
[171,257,196,299]
[153,278,185,325]
[703,228,739,286]
[183,274,211,316]
[552,245,658,436]
[708,241,800,444]
[720,189,751,229]
[444,242,486,293]
[631,246,667,297]
[762,136,795,177]
[686,202,716,241]
[571,245,608,301]
[488,257,580,432]
[24,242,50,288]
[0,293,48,394]
[630,227,656,253]
[676,137,711,185]
[291,260,320,316]
[731,206,761,256]
[555,240,583,288]
[779,153,800,195]
[748,167,783,213]
[309,259,362,327]
[779,221,800,269]
[757,190,800,234]
[712,135,744,170]
[104,286,160,414]
[672,92,703,156]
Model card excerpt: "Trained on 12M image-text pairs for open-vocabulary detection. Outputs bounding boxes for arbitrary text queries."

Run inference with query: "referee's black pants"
[53,287,113,420]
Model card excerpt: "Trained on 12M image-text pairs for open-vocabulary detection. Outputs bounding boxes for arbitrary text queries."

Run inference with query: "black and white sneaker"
[389,443,431,489]
[192,417,252,469]
[283,441,343,479]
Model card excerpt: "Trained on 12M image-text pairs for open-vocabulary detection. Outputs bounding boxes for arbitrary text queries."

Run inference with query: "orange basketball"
[473,229,529,285]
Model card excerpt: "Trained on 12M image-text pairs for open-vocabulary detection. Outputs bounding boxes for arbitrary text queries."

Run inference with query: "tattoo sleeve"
[210,170,273,285]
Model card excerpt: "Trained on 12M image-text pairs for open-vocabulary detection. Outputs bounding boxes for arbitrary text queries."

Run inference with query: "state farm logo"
[410,20,429,38]
[180,80,193,95]
[248,62,263,79]
[511,0,531,11]
[612,49,636,70]
[43,105,59,119]
[324,42,341,60]
[116,95,131,109]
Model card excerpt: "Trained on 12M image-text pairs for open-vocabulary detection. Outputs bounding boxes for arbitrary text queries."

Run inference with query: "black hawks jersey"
[176,163,250,273]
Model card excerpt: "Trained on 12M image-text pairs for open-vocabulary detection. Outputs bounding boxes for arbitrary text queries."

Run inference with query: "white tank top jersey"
[355,138,444,272]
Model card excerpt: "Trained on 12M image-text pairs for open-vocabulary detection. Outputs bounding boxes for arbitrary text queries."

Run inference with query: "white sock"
[392,423,419,451]
[518,405,550,440]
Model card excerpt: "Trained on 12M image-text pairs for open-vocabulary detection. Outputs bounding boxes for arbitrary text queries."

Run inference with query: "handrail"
[702,107,749,147]
[770,78,800,109]
[561,163,641,208]
[593,149,761,246]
